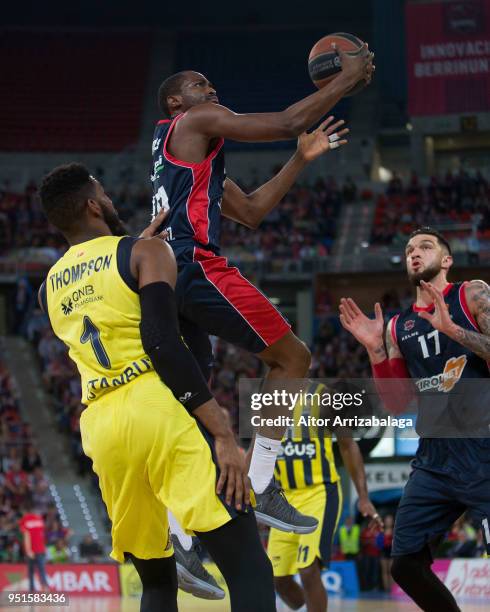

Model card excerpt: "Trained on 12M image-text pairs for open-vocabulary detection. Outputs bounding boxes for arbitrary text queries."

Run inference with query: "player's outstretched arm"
[420,279,490,362]
[337,437,383,531]
[339,297,412,413]
[131,238,250,510]
[180,47,373,142]
[339,298,387,363]
[222,117,348,228]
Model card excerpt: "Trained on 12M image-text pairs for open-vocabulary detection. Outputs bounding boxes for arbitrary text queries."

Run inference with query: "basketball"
[308,32,367,96]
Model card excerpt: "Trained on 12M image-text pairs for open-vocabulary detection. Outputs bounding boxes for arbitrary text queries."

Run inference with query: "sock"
[168,511,193,551]
[248,434,282,494]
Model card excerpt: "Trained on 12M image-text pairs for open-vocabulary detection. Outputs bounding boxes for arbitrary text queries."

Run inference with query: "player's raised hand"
[139,207,169,240]
[339,298,384,350]
[417,281,455,335]
[215,434,251,512]
[297,116,349,161]
[336,42,375,86]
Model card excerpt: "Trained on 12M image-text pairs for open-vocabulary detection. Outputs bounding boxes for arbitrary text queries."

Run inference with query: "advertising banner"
[406,0,490,115]
[0,564,120,596]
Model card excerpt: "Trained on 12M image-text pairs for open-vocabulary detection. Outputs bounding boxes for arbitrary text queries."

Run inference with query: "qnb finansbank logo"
[415,355,467,393]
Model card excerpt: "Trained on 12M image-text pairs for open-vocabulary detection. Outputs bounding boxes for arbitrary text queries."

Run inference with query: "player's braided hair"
[39,163,94,232]
[158,72,189,117]
[408,227,452,255]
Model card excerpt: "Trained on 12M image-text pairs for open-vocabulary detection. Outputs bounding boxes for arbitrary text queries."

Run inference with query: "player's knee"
[391,556,405,584]
[391,554,421,586]
[257,550,275,584]
[233,552,275,610]
[278,337,311,372]
[128,554,177,590]
[295,339,312,372]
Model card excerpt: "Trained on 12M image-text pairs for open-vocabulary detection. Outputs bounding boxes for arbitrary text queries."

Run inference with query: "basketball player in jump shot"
[37,163,278,612]
[339,228,490,612]
[149,46,373,584]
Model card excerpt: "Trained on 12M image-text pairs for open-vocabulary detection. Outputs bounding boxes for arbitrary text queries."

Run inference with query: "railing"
[1,245,489,283]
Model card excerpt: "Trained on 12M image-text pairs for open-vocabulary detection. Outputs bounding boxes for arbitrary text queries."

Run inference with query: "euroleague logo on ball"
[308,32,369,96]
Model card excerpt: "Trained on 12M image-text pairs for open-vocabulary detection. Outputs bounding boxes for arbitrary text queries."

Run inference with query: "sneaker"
[172,536,225,600]
[254,479,319,534]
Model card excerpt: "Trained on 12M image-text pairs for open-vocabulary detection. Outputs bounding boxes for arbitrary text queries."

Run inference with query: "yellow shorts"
[268,480,342,577]
[80,372,233,563]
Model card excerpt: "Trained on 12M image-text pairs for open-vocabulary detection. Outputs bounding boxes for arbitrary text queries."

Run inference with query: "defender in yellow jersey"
[38,163,276,612]
[268,383,382,611]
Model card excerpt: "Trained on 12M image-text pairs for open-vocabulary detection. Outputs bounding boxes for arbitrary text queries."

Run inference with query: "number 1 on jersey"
[80,316,111,369]
[418,330,441,359]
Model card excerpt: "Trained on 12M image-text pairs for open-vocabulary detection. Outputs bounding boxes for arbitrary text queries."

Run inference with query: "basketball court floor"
[5,596,487,611]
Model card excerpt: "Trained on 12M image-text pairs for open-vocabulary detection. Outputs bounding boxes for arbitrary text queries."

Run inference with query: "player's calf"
[391,549,461,612]
[299,559,327,612]
[127,554,178,612]
[274,576,305,610]
[196,512,276,612]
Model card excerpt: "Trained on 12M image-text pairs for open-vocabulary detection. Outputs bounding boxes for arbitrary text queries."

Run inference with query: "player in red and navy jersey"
[340,228,490,612]
[150,51,373,596]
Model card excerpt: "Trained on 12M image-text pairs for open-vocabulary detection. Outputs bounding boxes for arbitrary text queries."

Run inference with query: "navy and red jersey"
[151,114,226,257]
[392,282,489,385]
[391,281,490,476]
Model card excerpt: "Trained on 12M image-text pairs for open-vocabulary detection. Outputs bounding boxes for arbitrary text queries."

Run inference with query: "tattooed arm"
[418,280,490,361]
[455,280,490,360]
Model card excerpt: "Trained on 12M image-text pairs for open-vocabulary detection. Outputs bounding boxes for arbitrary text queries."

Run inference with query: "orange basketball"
[308,32,367,96]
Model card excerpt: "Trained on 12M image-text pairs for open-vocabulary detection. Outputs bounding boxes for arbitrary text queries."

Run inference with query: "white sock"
[168,510,193,551]
[248,434,282,494]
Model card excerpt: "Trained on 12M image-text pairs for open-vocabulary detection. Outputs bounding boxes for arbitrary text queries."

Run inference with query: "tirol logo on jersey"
[61,296,73,316]
[278,440,317,460]
[404,319,415,331]
[415,355,467,393]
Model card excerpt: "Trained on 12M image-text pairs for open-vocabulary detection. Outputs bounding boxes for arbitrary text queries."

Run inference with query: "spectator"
[47,538,71,563]
[19,501,49,592]
[45,518,71,547]
[377,514,394,592]
[79,534,104,563]
[359,520,381,591]
[22,445,42,473]
[339,516,360,560]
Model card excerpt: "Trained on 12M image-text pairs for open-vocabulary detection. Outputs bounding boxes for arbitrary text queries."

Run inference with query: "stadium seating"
[371,171,490,247]
[0,352,62,562]
[0,31,150,151]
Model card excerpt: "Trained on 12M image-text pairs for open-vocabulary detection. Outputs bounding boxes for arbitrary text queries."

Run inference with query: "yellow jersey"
[274,382,339,490]
[41,235,154,405]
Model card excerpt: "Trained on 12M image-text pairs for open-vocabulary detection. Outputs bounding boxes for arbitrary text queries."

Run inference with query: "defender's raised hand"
[417,281,455,335]
[339,298,384,350]
[139,207,169,240]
